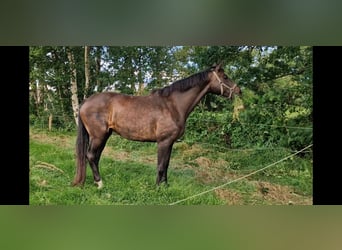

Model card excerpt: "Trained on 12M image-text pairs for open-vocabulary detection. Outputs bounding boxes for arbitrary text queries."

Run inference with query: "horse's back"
[82,91,118,106]
[81,92,132,115]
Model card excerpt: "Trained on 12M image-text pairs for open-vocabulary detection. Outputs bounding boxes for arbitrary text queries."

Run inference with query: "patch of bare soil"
[195,156,212,168]
[102,147,129,160]
[103,145,156,164]
[215,189,243,205]
[174,143,209,159]
[214,180,312,205]
[181,154,312,205]
[251,181,312,205]
[30,130,74,149]
[192,156,242,184]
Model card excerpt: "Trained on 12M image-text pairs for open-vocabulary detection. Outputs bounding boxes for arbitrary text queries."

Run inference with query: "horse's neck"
[170,83,211,121]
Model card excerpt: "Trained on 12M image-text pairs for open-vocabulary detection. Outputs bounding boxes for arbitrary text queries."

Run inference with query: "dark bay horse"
[72,64,241,188]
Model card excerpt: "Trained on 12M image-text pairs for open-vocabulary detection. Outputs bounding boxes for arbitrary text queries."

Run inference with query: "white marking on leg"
[95,180,103,189]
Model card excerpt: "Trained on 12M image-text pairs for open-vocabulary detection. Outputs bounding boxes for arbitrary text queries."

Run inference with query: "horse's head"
[208,63,241,99]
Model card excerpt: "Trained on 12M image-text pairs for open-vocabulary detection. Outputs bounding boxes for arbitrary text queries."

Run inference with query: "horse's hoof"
[95,180,103,189]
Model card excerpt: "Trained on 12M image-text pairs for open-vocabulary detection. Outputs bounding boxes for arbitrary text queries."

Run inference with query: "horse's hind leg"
[87,133,111,189]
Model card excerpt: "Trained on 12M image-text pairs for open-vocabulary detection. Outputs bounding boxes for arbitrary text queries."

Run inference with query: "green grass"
[29,128,312,205]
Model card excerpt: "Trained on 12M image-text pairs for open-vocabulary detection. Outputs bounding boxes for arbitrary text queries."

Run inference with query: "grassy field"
[29,128,312,205]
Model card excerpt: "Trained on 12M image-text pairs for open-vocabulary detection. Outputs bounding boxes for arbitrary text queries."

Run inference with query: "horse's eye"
[223,75,228,79]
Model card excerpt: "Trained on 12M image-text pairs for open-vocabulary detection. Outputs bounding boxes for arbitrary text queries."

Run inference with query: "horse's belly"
[111,119,157,142]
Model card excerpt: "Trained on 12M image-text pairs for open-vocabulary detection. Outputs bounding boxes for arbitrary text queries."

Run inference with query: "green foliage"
[29,45,313,150]
[180,46,312,151]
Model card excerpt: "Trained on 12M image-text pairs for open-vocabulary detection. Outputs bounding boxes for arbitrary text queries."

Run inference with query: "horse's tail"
[72,113,88,186]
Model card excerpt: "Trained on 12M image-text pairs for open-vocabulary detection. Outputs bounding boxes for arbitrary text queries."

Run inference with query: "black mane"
[151,69,211,97]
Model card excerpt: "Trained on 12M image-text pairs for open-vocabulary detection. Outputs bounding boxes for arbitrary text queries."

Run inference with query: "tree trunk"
[95,46,101,91]
[48,114,53,131]
[137,53,144,95]
[67,47,79,126]
[84,46,90,99]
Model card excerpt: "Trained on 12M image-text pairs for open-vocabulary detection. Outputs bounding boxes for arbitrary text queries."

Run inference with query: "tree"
[29,45,313,151]
[84,46,90,100]
[67,47,80,126]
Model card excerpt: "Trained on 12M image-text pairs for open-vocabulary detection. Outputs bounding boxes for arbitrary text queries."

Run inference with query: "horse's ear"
[210,62,223,71]
[214,61,223,71]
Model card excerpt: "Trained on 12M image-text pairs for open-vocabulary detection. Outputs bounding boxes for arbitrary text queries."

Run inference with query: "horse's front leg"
[156,141,174,185]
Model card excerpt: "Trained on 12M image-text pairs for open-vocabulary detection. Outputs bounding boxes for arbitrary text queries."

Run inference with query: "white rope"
[168,143,313,205]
